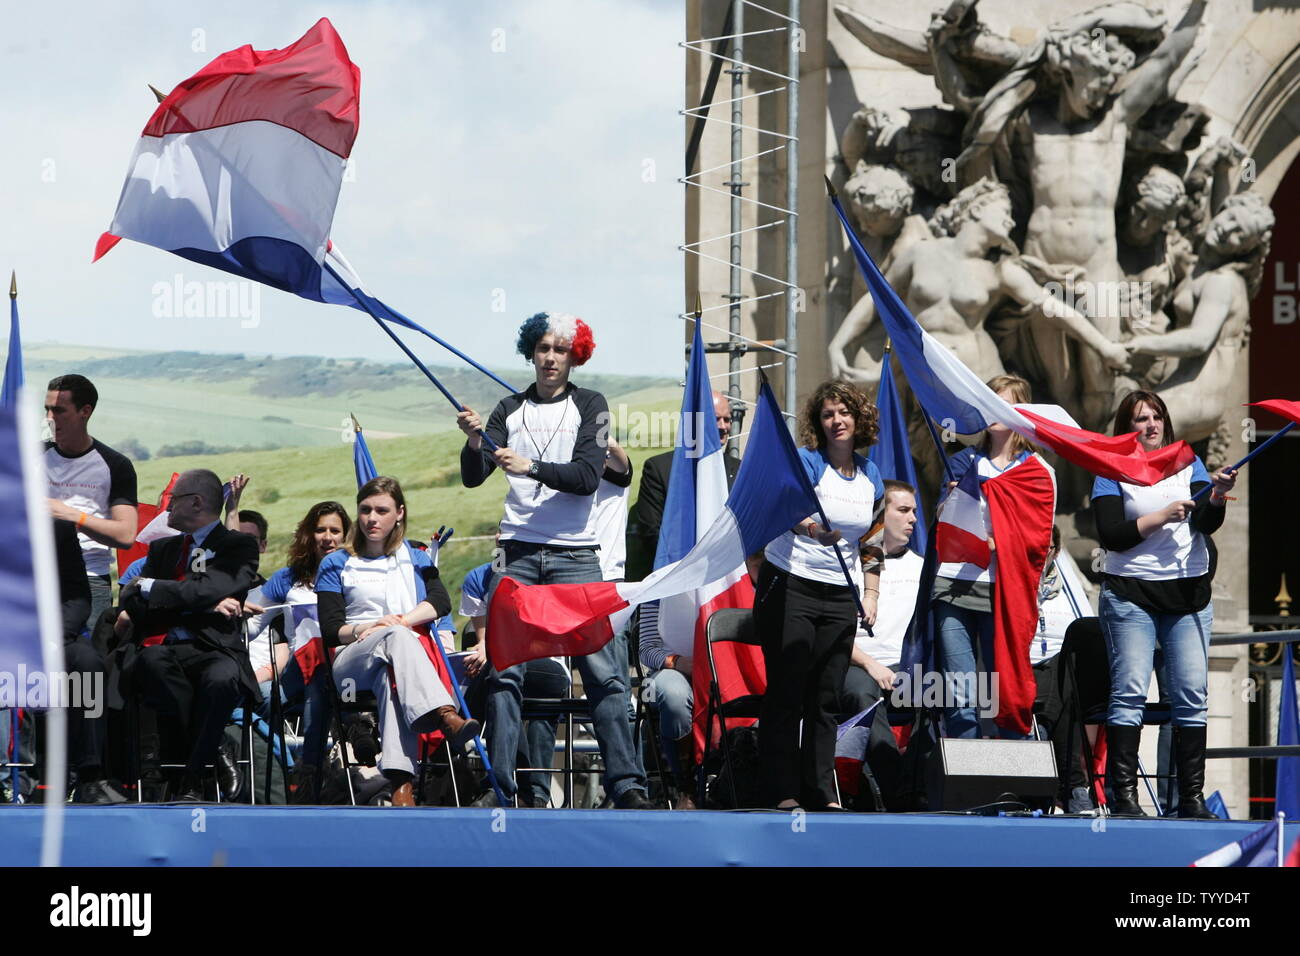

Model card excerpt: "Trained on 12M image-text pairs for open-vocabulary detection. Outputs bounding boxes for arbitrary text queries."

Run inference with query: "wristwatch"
[527,460,541,479]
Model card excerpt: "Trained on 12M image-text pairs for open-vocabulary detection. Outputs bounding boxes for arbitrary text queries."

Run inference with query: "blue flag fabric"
[868,351,926,554]
[0,405,47,679]
[1,294,22,409]
[654,321,722,571]
[1277,647,1300,820]
[353,422,378,490]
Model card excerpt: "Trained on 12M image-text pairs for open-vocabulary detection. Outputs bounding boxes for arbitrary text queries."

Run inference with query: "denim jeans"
[257,657,329,768]
[934,600,995,739]
[1099,587,1212,727]
[646,667,692,772]
[485,541,646,801]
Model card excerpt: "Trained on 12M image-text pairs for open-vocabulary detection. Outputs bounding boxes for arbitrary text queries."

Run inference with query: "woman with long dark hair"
[755,381,882,811]
[315,476,478,807]
[1092,390,1235,817]
[249,501,351,803]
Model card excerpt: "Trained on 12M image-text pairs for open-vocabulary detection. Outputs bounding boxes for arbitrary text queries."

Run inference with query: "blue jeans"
[257,657,329,768]
[485,542,646,802]
[935,600,995,739]
[1099,587,1212,727]
[646,667,693,772]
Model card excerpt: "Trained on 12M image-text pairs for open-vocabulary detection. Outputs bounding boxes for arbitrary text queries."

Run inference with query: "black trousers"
[838,665,903,809]
[136,642,242,776]
[754,561,856,807]
[63,637,107,774]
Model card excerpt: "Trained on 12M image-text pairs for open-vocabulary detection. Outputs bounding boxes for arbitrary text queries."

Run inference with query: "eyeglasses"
[168,492,202,509]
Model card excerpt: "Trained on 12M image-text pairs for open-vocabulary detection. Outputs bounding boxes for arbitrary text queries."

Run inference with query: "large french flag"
[651,322,759,757]
[489,379,820,669]
[827,186,1194,486]
[1191,817,1282,867]
[95,19,361,303]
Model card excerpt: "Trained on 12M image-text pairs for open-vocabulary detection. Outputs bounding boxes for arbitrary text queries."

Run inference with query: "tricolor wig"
[516,312,595,366]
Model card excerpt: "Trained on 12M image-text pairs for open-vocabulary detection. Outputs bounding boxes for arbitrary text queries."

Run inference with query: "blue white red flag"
[285,604,325,685]
[1191,818,1280,867]
[650,321,759,756]
[869,352,925,553]
[827,189,1194,486]
[489,380,818,669]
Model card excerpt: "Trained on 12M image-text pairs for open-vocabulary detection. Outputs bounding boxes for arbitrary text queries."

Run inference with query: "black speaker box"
[927,738,1059,811]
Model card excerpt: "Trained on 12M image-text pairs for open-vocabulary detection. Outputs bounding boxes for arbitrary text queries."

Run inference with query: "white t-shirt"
[1092,460,1212,581]
[854,548,923,668]
[765,450,883,586]
[593,476,629,581]
[1030,551,1092,665]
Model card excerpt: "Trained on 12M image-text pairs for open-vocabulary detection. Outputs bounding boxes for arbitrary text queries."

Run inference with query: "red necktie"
[172,534,194,580]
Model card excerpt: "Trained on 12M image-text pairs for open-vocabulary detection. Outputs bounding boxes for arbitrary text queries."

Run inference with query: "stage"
[1,807,1293,866]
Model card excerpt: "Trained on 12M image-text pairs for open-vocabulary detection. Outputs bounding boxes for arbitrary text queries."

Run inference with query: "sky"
[0,0,687,378]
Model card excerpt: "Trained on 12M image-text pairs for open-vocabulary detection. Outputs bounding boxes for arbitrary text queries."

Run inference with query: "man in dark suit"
[121,469,260,802]
[635,389,739,565]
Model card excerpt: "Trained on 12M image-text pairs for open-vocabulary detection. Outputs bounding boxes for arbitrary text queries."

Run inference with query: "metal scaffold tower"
[680,0,801,442]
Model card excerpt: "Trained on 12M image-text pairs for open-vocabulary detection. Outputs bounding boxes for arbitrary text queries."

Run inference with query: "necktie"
[173,534,195,580]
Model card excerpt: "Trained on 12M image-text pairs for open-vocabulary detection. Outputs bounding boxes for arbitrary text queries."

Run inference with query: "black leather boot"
[1174,726,1217,819]
[1105,725,1147,816]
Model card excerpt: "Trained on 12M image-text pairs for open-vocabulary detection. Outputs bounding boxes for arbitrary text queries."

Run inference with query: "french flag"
[1191,817,1283,867]
[488,378,820,670]
[95,19,362,305]
[284,604,325,685]
[935,465,992,569]
[826,185,1194,486]
[652,322,760,758]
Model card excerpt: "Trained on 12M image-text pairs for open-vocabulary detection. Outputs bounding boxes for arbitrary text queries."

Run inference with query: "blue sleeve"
[1190,456,1210,485]
[436,612,455,634]
[262,567,293,604]
[638,601,669,671]
[118,557,146,586]
[797,447,824,489]
[864,459,885,505]
[315,550,345,595]
[1091,475,1122,500]
[464,563,490,602]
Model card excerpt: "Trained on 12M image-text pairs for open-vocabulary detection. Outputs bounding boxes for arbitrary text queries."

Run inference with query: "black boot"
[1105,725,1147,817]
[1173,726,1217,819]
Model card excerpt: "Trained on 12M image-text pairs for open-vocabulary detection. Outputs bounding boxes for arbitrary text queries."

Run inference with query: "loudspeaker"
[927,738,1058,811]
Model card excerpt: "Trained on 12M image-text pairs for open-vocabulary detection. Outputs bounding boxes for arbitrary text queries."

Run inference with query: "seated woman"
[245,500,351,803]
[316,476,478,807]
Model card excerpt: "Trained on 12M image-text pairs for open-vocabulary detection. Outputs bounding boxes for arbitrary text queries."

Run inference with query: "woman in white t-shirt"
[1091,390,1235,818]
[755,382,883,811]
[932,374,1056,739]
[316,477,479,807]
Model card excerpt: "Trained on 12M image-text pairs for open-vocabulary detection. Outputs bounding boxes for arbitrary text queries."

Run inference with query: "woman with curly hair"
[755,380,883,811]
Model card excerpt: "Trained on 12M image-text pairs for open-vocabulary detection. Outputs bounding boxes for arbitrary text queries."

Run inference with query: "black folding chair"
[701,608,764,808]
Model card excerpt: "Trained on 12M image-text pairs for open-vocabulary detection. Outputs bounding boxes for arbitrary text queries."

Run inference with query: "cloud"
[0,0,685,379]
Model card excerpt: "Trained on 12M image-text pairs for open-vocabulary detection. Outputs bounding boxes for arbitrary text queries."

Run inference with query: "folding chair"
[701,608,765,808]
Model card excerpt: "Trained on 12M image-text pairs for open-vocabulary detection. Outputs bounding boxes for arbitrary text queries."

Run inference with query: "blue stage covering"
[2,808,1295,866]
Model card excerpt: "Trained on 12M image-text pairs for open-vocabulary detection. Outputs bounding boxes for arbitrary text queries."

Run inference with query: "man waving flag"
[489,379,819,669]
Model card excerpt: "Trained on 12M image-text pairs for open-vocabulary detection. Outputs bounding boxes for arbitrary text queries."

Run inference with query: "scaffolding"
[680,0,801,441]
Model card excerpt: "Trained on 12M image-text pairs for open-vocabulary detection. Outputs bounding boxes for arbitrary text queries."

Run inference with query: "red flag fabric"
[984,455,1056,734]
[487,578,627,670]
[1248,399,1300,426]
[415,627,458,755]
[689,577,762,760]
[1016,407,1196,485]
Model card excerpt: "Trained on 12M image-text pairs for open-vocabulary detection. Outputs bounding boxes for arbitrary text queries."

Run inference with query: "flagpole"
[324,261,500,452]
[1279,812,1285,868]
[1190,422,1294,501]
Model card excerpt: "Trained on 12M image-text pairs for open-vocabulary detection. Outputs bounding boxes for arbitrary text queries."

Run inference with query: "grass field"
[132,404,678,633]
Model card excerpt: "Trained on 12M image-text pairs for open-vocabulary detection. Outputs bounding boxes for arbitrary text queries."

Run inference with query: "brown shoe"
[391,781,416,807]
[435,705,481,753]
